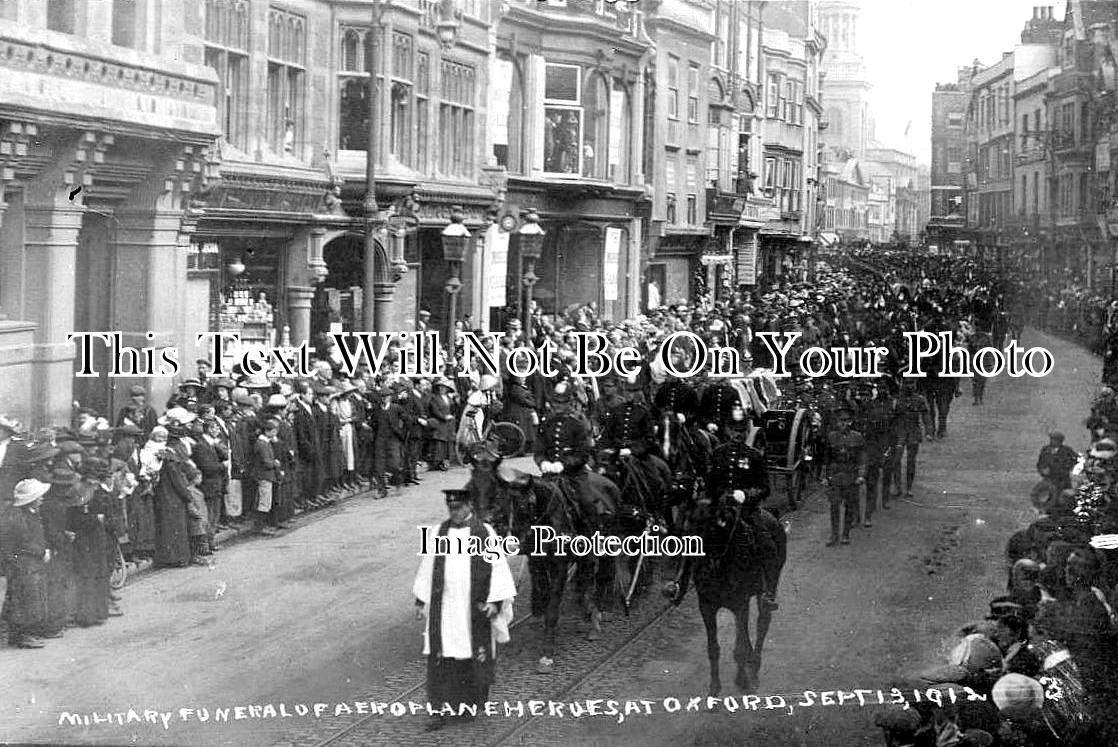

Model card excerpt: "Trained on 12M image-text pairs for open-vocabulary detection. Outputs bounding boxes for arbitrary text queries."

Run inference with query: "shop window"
[438,60,476,178]
[266,7,306,157]
[204,0,250,151]
[543,62,582,175]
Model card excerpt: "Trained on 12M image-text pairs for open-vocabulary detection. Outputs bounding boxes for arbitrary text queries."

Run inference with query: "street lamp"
[363,0,461,332]
[518,209,545,343]
[441,206,471,358]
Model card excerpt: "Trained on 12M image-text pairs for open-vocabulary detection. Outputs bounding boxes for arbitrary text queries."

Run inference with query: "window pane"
[545,64,579,102]
[339,77,370,150]
[544,107,581,173]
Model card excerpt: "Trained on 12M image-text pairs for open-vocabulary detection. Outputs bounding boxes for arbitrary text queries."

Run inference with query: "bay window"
[337,27,370,151]
[266,7,306,157]
[438,60,476,178]
[543,62,582,175]
[204,0,250,151]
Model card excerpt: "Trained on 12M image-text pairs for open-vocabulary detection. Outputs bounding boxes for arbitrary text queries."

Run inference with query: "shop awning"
[818,232,840,247]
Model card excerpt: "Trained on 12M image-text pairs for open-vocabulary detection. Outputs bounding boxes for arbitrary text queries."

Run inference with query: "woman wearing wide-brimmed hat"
[3,479,52,648]
[427,378,457,470]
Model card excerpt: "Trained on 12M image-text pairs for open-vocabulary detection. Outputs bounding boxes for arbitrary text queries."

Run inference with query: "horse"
[464,443,619,673]
[594,447,674,609]
[668,496,787,695]
[658,415,713,535]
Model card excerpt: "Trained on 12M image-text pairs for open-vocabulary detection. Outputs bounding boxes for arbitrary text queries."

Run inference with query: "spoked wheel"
[110,541,128,590]
[489,421,526,457]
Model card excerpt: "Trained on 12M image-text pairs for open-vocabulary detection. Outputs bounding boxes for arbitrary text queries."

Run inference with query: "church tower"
[819,0,873,160]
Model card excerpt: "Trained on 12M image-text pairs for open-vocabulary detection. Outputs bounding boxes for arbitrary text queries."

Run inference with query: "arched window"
[583,73,610,179]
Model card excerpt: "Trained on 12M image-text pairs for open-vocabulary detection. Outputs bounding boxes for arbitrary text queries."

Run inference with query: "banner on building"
[486,225,510,309]
[1097,140,1111,173]
[603,227,622,301]
[738,239,757,286]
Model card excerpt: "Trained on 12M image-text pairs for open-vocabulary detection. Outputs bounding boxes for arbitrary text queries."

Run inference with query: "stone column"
[111,208,188,410]
[22,195,83,427]
[287,285,315,347]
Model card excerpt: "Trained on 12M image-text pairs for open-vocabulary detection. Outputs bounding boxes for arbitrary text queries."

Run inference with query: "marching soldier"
[706,437,784,610]
[822,405,867,546]
[894,380,929,497]
[857,381,899,523]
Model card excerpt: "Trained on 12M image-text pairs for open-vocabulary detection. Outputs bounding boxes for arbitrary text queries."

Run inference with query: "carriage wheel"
[110,541,128,590]
[490,421,526,457]
[785,409,808,472]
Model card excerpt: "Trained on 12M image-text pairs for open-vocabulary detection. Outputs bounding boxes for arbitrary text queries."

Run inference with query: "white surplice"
[412,522,516,659]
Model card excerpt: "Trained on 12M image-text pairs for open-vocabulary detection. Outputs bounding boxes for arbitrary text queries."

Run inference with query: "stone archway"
[312,232,391,340]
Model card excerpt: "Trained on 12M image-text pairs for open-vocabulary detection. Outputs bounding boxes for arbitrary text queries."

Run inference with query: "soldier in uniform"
[822,405,867,546]
[857,380,899,524]
[699,380,741,442]
[599,375,672,517]
[894,380,929,497]
[706,434,784,610]
[533,381,617,521]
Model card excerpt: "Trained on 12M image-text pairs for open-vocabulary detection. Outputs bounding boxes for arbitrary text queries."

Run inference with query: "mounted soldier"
[705,405,783,611]
[597,373,672,521]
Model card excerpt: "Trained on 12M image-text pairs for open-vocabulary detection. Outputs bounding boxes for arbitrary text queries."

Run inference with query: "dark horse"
[669,498,787,695]
[465,445,620,673]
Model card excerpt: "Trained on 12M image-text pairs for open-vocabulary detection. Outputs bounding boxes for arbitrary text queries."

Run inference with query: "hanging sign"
[603,227,622,301]
[486,225,510,308]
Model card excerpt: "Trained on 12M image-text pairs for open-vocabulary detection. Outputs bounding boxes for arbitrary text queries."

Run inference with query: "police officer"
[534,381,614,520]
[600,376,672,515]
[822,405,867,546]
[699,381,740,441]
[706,436,784,610]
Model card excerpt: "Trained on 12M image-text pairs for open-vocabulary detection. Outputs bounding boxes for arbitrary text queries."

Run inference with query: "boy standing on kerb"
[252,419,282,536]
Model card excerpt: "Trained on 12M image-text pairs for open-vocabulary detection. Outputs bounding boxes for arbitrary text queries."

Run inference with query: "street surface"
[0,328,1097,747]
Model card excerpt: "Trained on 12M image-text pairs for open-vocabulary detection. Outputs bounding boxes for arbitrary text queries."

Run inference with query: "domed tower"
[819,0,873,160]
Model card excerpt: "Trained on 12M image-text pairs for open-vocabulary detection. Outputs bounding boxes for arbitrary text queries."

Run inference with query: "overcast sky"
[855,0,1057,164]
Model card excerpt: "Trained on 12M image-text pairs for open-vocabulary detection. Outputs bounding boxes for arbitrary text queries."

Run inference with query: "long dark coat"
[0,505,48,637]
[316,403,344,481]
[152,445,192,567]
[68,484,111,626]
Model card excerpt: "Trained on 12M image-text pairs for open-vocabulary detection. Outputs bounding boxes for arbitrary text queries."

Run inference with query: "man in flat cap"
[115,385,158,437]
[413,488,515,731]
